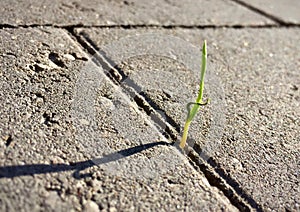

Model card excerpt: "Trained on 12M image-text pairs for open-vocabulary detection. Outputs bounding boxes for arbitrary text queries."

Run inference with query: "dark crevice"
[42,112,59,126]
[0,23,52,29]
[187,151,250,211]
[68,29,264,211]
[76,30,100,51]
[1,23,299,30]
[5,135,13,147]
[68,28,180,140]
[48,52,66,68]
[64,27,97,57]
[230,0,293,26]
[190,142,263,211]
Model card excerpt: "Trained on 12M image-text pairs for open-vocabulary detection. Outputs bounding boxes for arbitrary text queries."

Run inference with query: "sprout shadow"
[0,141,170,179]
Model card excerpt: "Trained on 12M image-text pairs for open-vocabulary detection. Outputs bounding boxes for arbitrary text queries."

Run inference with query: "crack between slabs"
[66,27,180,140]
[66,27,264,211]
[229,0,291,25]
[188,144,263,211]
[0,23,299,30]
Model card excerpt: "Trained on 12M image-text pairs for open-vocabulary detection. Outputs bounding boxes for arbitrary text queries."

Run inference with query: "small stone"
[79,119,90,125]
[34,63,49,72]
[35,97,44,105]
[109,207,117,212]
[48,61,59,69]
[45,191,60,208]
[50,156,64,164]
[232,157,239,164]
[163,89,173,98]
[64,54,76,61]
[84,200,99,212]
[232,157,243,170]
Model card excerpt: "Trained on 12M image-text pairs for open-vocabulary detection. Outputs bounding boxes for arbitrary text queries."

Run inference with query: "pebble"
[84,200,99,212]
[64,54,76,61]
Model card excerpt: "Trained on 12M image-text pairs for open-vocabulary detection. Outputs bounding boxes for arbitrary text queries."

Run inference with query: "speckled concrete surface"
[0,28,238,211]
[0,0,273,26]
[0,0,299,211]
[75,27,300,211]
[236,0,300,24]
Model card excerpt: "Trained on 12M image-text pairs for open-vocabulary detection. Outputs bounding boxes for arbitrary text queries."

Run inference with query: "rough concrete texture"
[76,27,300,211]
[0,0,274,26]
[0,28,238,211]
[237,0,300,24]
[1,0,300,211]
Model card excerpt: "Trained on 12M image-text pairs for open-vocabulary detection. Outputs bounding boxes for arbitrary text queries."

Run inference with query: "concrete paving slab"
[236,0,300,24]
[0,28,238,211]
[76,27,300,211]
[0,0,274,26]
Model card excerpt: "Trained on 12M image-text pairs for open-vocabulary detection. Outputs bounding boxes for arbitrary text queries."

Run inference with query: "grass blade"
[179,40,208,149]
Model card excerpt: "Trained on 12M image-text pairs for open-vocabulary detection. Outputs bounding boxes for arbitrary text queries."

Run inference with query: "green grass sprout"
[179,40,209,149]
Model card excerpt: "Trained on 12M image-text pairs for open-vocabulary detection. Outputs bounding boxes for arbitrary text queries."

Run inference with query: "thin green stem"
[196,40,207,103]
[179,40,208,149]
[179,120,191,149]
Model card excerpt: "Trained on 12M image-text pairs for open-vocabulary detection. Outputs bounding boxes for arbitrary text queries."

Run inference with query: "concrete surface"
[75,27,300,211]
[0,0,299,211]
[0,28,238,211]
[0,0,274,26]
[236,0,300,24]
